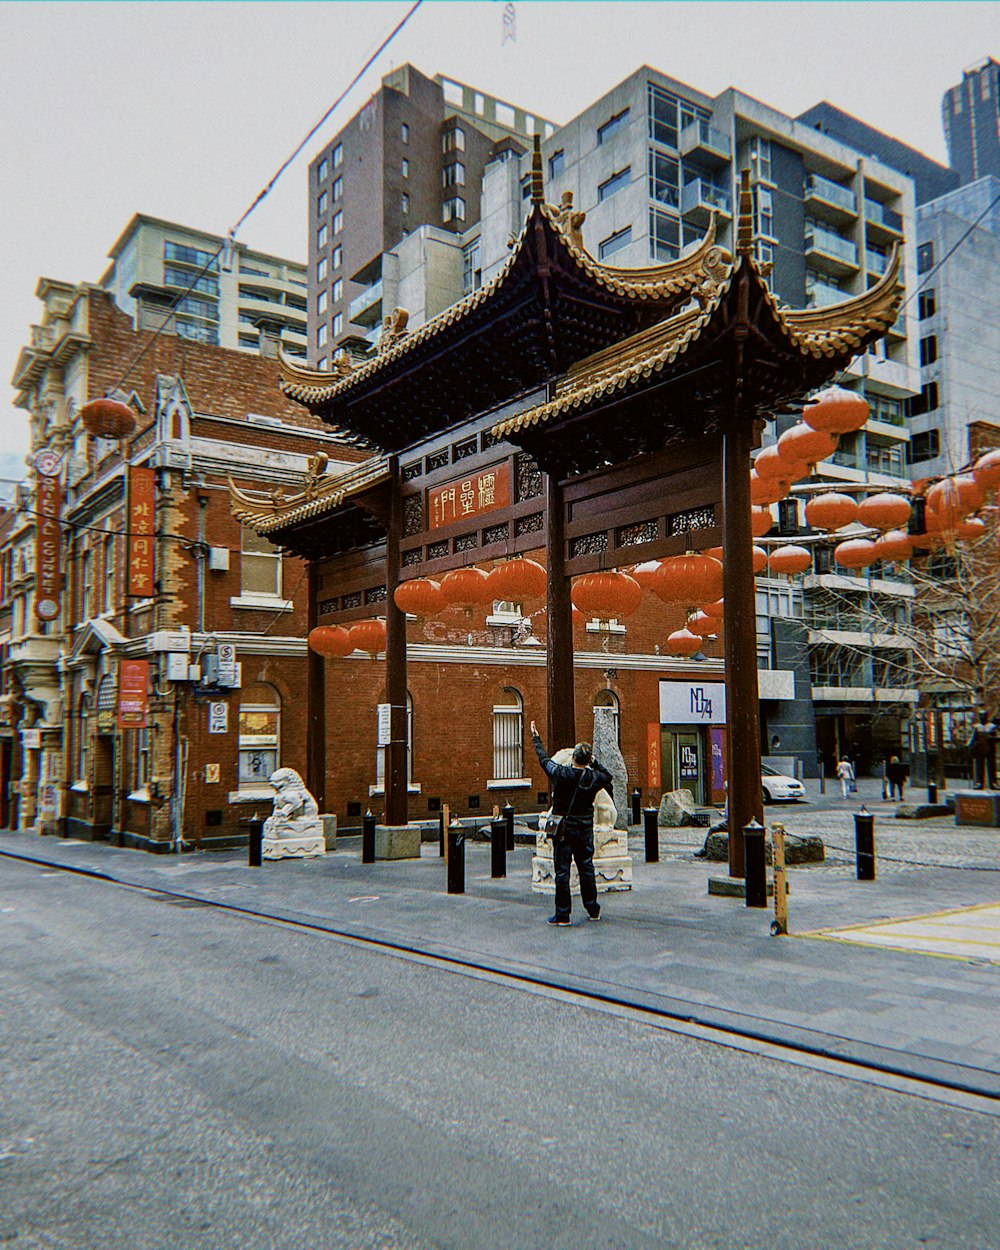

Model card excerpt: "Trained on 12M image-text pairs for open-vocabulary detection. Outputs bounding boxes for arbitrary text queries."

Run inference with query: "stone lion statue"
[264,768,319,838]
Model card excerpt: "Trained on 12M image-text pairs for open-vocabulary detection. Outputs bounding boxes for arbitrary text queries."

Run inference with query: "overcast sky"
[2,0,996,475]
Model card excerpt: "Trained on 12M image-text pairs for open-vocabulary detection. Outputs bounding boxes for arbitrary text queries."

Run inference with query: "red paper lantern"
[777,422,839,469]
[751,507,774,537]
[653,553,724,606]
[802,386,869,434]
[705,546,724,560]
[972,449,1000,495]
[393,577,444,616]
[666,628,702,657]
[856,492,911,531]
[805,492,858,531]
[687,610,715,636]
[572,607,584,627]
[439,566,492,608]
[348,618,386,655]
[953,475,984,513]
[956,516,987,542]
[571,571,643,619]
[753,445,788,480]
[873,530,912,563]
[486,557,547,601]
[752,546,768,573]
[833,538,878,569]
[750,472,790,505]
[80,397,137,439]
[702,598,725,619]
[630,560,661,590]
[307,625,353,657]
[925,479,969,532]
[767,545,812,575]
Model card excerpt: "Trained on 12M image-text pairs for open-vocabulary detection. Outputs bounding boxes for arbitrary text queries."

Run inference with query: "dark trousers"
[553,827,599,919]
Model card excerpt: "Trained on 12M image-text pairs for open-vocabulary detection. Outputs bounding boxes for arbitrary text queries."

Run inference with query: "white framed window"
[594,689,620,744]
[317,257,328,282]
[332,312,343,335]
[81,547,94,619]
[317,190,328,216]
[102,534,115,613]
[401,122,410,144]
[240,525,281,597]
[402,192,409,214]
[332,277,342,302]
[332,142,343,168]
[317,157,328,182]
[317,290,328,315]
[492,687,524,781]
[77,693,91,782]
[402,158,409,177]
[239,682,281,786]
[332,175,343,201]
[317,323,328,347]
[317,223,328,249]
[332,210,343,234]
[134,727,151,790]
[332,244,342,270]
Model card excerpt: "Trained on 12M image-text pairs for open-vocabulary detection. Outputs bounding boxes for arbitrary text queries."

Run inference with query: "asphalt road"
[2,857,997,1250]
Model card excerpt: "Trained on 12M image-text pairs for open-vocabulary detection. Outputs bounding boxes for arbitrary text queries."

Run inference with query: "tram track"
[2,842,998,1116]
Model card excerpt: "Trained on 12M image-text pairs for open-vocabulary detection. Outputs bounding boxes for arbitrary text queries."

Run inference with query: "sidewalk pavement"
[1,815,998,1099]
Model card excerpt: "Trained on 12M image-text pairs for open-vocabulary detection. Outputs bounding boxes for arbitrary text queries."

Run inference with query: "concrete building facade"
[942,58,1000,186]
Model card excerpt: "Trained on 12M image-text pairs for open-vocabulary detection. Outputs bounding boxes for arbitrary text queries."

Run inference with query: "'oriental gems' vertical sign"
[33,450,63,621]
[117,659,150,730]
[127,467,156,597]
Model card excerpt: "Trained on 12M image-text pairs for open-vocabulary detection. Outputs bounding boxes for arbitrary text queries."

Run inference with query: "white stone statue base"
[530,782,633,894]
[263,833,326,860]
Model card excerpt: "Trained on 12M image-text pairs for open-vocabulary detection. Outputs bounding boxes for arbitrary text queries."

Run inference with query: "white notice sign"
[377,703,392,746]
[659,680,727,725]
[208,702,229,734]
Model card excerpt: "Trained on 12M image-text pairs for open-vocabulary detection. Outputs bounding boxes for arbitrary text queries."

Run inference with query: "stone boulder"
[658,788,700,827]
[593,706,629,830]
[696,829,825,863]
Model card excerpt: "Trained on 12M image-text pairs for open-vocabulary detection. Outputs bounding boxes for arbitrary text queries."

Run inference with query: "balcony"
[348,279,383,329]
[865,249,888,276]
[804,174,857,225]
[804,225,859,278]
[886,311,907,340]
[678,119,731,168]
[680,178,732,226]
[805,276,848,308]
[864,198,904,242]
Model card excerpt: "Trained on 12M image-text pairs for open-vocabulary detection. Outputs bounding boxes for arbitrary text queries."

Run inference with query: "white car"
[762,764,806,803]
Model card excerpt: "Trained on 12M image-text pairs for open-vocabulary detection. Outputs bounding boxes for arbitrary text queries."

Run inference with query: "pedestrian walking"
[530,720,612,926]
[836,756,856,799]
[886,755,907,801]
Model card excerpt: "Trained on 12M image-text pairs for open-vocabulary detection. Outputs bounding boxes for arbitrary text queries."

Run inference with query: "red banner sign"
[428,463,510,530]
[117,659,150,730]
[34,473,62,620]
[127,467,156,597]
[647,723,661,790]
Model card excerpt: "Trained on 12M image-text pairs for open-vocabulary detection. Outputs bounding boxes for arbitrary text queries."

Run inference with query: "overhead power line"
[112,0,424,394]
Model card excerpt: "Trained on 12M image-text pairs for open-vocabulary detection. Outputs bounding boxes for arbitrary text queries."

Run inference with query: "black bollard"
[247,816,263,868]
[362,810,376,864]
[631,788,642,826]
[447,824,465,893]
[927,782,938,805]
[438,810,445,857]
[491,815,507,878]
[743,819,767,908]
[503,803,515,851]
[643,807,659,862]
[854,807,876,880]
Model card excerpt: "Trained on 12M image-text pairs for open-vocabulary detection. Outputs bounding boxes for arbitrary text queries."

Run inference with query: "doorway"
[659,727,705,805]
[93,736,114,839]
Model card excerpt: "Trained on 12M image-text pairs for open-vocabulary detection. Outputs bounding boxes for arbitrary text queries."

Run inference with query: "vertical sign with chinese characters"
[647,723,661,790]
[117,660,150,730]
[33,450,63,621]
[428,463,511,530]
[127,467,156,597]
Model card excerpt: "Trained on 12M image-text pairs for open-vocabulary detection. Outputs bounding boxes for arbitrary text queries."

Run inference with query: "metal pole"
[854,807,875,880]
[438,808,445,857]
[927,782,938,805]
[770,822,788,935]
[743,819,767,908]
[631,788,641,826]
[503,802,515,851]
[490,814,507,878]
[362,809,376,864]
[643,807,659,862]
[247,815,263,868]
[447,821,465,894]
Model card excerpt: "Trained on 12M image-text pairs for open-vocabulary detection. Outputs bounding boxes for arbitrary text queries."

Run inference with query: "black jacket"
[533,734,613,833]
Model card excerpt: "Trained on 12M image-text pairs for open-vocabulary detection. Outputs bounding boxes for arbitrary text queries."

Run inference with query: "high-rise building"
[910,176,1000,479]
[103,214,309,358]
[942,58,1000,185]
[306,65,552,367]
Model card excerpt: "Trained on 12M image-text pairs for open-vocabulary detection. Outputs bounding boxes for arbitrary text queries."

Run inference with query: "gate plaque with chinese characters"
[127,466,156,597]
[428,463,510,530]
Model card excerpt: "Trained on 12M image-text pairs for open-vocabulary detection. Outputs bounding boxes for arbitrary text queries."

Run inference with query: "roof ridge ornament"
[736,168,754,257]
[554,190,586,249]
[530,133,545,204]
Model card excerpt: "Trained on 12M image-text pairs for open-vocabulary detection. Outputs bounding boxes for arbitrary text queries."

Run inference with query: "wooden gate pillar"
[384,457,409,827]
[306,560,326,812]
[545,471,576,750]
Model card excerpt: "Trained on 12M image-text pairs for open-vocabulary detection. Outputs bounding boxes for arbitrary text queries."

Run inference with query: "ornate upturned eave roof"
[229,453,390,554]
[278,139,731,452]
[491,235,903,475]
